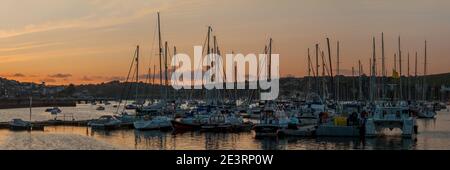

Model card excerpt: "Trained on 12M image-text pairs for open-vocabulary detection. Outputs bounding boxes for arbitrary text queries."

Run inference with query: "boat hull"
[134,120,173,131]
[278,125,316,137]
[171,120,202,131]
[9,125,31,131]
[89,123,121,130]
[253,125,280,136]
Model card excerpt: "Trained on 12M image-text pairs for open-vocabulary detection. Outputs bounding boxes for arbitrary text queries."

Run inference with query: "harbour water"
[0,104,449,150]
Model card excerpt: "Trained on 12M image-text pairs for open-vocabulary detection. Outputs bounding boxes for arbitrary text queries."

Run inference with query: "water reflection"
[0,108,448,150]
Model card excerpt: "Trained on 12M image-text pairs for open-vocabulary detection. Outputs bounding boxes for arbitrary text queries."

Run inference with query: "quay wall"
[0,98,76,109]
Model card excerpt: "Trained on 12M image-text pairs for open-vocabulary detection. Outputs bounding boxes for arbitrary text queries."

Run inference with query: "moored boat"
[9,119,32,131]
[88,115,122,130]
[253,107,289,137]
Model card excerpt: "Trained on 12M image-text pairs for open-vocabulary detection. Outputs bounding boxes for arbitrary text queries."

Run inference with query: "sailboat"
[132,12,173,131]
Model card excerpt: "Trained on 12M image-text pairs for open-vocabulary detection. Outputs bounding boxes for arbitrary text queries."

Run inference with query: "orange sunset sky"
[1,0,450,85]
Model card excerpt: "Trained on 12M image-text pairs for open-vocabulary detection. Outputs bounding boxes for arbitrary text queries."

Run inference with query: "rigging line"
[144,19,159,101]
[122,66,138,113]
[116,48,137,114]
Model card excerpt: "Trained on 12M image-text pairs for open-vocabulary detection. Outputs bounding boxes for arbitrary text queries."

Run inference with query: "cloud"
[80,76,94,81]
[48,73,72,78]
[11,73,26,77]
[106,76,126,81]
[0,2,161,39]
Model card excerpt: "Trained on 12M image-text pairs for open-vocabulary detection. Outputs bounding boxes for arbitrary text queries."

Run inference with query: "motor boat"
[96,106,106,111]
[134,116,172,131]
[125,104,138,110]
[88,115,122,130]
[253,106,290,137]
[45,107,62,115]
[9,119,32,131]
[200,110,253,132]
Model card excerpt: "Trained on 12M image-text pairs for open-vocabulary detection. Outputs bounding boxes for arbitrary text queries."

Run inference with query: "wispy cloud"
[0,3,161,39]
[48,73,72,78]
[11,73,26,77]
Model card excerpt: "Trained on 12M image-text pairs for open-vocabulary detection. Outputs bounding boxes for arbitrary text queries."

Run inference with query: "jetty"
[0,119,92,130]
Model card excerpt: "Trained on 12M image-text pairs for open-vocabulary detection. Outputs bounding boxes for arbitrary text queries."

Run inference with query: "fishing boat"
[88,115,122,130]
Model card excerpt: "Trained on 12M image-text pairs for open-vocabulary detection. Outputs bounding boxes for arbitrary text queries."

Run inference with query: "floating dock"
[0,120,92,130]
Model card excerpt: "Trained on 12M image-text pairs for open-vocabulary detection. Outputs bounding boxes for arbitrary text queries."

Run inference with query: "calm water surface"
[0,104,449,150]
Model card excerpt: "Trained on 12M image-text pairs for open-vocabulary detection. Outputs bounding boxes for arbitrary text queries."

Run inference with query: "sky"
[1,0,450,85]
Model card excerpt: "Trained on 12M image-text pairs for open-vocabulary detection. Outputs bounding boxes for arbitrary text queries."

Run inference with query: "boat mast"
[415,52,417,100]
[352,66,355,100]
[398,36,403,100]
[321,51,326,100]
[136,45,139,103]
[307,48,311,97]
[336,41,340,102]
[381,32,385,99]
[358,60,362,101]
[164,41,169,100]
[407,52,410,101]
[174,46,177,100]
[157,12,163,99]
[371,37,376,102]
[423,40,427,101]
[153,65,156,85]
[268,38,273,81]
[315,44,319,95]
[326,38,334,100]
[206,26,211,104]
[394,53,397,99]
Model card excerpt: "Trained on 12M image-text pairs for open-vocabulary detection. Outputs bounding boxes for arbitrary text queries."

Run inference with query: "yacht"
[253,106,290,136]
[133,106,173,131]
[88,115,122,130]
